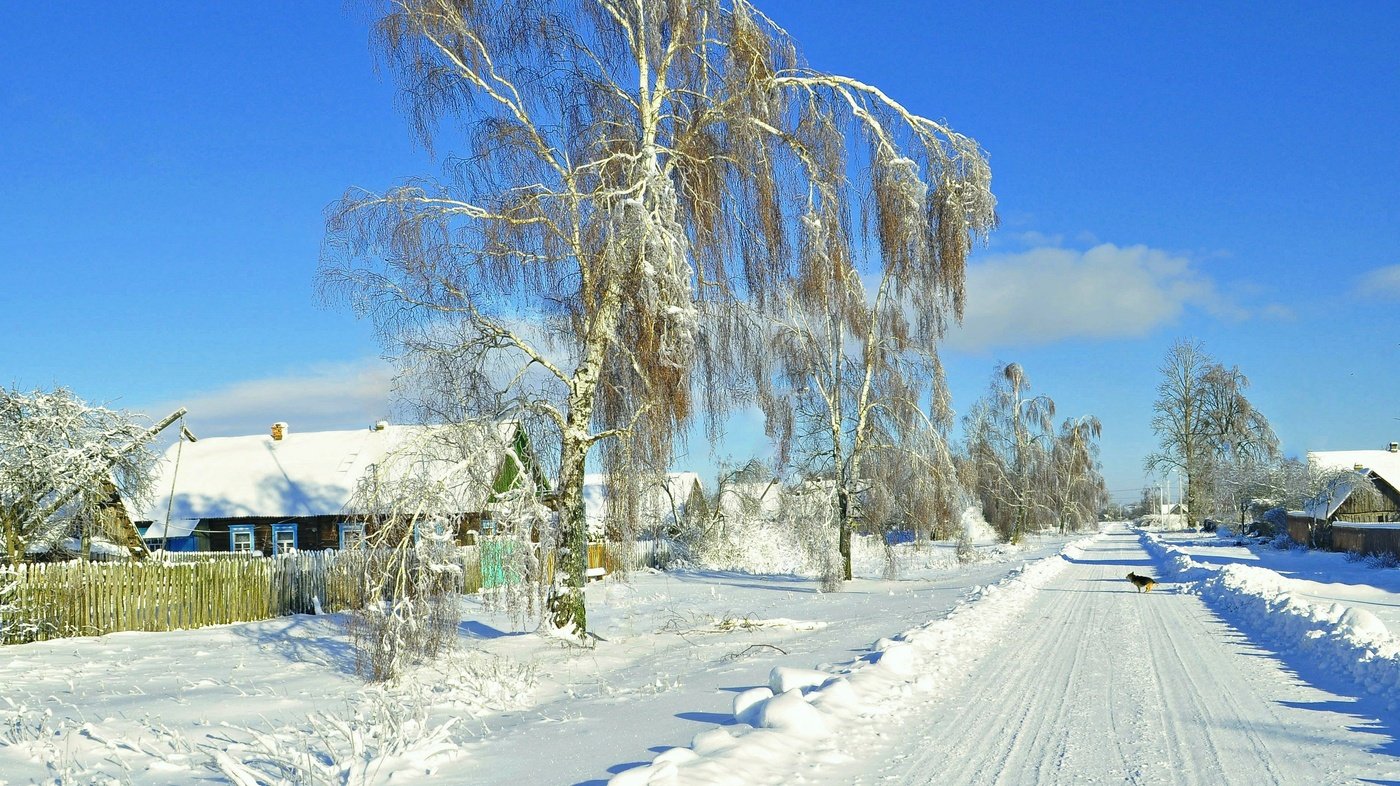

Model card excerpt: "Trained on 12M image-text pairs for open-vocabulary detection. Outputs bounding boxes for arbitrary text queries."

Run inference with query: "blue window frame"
[338,522,366,550]
[413,519,451,546]
[271,523,298,554]
[229,524,255,554]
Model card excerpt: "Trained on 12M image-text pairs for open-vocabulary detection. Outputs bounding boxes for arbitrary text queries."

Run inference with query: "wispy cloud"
[141,359,396,439]
[1356,264,1400,299]
[946,243,1252,351]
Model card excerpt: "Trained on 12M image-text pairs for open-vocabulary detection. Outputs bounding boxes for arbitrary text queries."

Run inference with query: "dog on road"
[1126,572,1157,593]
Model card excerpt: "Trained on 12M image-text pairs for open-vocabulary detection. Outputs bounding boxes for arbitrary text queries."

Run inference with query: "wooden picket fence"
[0,547,485,645]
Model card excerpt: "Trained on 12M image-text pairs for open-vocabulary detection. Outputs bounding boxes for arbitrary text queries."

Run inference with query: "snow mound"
[959,505,999,543]
[1140,530,1400,709]
[768,666,831,694]
[753,690,831,737]
[732,687,774,726]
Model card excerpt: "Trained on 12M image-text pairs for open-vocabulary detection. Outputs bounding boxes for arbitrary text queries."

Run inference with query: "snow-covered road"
[824,525,1400,785]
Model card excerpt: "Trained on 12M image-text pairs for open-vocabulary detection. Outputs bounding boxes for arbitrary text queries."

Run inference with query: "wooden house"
[136,420,543,554]
[1298,446,1400,555]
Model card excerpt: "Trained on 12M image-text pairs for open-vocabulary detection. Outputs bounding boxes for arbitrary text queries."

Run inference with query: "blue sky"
[3,2,1398,503]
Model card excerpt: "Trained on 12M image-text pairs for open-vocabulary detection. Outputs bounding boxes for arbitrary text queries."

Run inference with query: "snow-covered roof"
[718,480,783,521]
[1330,521,1400,531]
[1310,449,1400,490]
[140,422,522,524]
[139,519,198,539]
[1304,480,1355,520]
[27,537,127,558]
[582,472,704,533]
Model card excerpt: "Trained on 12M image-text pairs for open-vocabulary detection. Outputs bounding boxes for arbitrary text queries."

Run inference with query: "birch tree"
[1047,415,1106,532]
[322,0,995,632]
[1145,339,1211,525]
[767,285,963,581]
[962,363,1056,542]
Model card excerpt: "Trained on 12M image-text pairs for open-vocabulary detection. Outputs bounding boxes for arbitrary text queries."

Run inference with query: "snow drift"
[1141,531,1400,709]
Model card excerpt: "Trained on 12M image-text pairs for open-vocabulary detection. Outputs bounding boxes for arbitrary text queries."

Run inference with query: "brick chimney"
[271,422,288,441]
[1389,441,1399,453]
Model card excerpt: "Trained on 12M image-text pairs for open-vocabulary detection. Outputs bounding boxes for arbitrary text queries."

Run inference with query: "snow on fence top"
[138,422,522,524]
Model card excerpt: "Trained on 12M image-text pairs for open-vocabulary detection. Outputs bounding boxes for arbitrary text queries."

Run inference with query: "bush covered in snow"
[678,506,997,580]
[1136,513,1186,531]
[689,520,832,577]
[1347,549,1400,570]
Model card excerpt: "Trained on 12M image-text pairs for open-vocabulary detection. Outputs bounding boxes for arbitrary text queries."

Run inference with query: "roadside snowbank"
[1141,531,1400,709]
[609,537,1093,785]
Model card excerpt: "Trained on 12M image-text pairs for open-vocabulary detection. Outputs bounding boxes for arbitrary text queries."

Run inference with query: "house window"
[338,522,366,550]
[272,523,298,554]
[413,519,452,546]
[230,525,255,554]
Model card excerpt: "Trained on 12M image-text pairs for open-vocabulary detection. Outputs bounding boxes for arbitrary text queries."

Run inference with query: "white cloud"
[945,243,1240,351]
[1356,264,1400,299]
[1011,230,1065,248]
[141,359,396,439]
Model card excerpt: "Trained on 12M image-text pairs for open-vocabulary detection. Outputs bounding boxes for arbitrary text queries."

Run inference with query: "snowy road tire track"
[823,526,1397,786]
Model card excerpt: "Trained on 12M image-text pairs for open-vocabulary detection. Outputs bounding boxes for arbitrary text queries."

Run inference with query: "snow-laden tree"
[766,253,969,581]
[1145,339,1211,526]
[1146,339,1278,525]
[342,421,545,680]
[322,0,995,632]
[961,363,1056,542]
[0,388,161,566]
[1046,416,1106,532]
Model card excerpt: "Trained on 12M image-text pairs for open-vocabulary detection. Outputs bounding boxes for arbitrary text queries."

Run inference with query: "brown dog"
[1126,572,1156,592]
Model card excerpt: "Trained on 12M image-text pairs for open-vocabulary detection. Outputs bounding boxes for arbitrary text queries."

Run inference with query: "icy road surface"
[825,525,1400,786]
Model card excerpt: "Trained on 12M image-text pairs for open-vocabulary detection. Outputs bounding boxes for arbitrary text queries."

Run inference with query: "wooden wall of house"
[199,516,344,553]
[1334,477,1400,523]
[1331,524,1400,558]
[199,514,491,552]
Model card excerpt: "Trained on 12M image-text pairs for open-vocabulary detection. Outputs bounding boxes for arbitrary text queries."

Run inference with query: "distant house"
[1158,503,1184,517]
[1297,445,1400,555]
[717,480,783,523]
[582,472,707,536]
[136,421,542,554]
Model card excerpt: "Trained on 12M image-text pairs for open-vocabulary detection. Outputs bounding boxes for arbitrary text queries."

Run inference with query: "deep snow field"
[4,524,1399,785]
[0,533,1070,785]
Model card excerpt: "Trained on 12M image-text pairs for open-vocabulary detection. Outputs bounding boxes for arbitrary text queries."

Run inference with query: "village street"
[808,525,1400,786]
